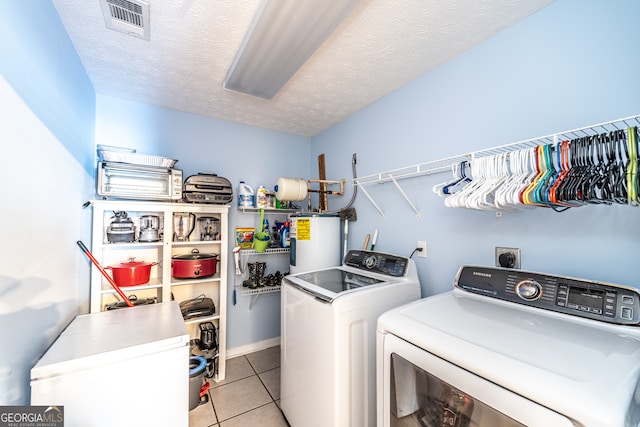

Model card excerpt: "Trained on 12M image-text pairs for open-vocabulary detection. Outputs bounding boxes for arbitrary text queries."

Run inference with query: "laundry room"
[2,1,639,426]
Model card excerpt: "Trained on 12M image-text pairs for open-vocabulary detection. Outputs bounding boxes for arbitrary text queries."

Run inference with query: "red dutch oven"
[106,258,158,287]
[172,249,218,279]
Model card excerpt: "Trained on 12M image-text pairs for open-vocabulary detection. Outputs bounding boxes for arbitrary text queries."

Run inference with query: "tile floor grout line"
[216,398,275,425]
[199,347,283,427]
[256,368,276,403]
[209,372,276,424]
[210,355,253,388]
[246,354,259,375]
[207,387,220,426]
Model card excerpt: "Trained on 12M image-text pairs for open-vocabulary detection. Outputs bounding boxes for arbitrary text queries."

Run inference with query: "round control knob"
[516,280,542,300]
[364,255,377,269]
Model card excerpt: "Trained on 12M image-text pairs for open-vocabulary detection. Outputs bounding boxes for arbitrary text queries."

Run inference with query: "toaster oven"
[97,161,183,201]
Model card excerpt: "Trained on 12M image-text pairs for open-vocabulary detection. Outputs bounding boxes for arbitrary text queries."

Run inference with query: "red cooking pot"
[106,258,158,287]
[172,249,218,279]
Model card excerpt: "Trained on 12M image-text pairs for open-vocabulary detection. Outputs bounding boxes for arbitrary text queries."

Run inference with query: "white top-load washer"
[377,265,640,427]
[281,250,422,427]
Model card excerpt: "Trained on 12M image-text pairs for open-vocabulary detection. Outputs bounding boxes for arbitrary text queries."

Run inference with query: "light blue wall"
[96,95,311,350]
[313,0,640,296]
[0,2,95,404]
[0,2,95,174]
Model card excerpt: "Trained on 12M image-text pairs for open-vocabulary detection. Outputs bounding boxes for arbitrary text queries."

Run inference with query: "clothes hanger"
[627,126,639,206]
[521,145,547,206]
[433,162,460,196]
[549,140,574,207]
[434,161,472,197]
[565,136,588,205]
[531,144,555,206]
[442,161,472,195]
[512,148,537,207]
[611,129,629,204]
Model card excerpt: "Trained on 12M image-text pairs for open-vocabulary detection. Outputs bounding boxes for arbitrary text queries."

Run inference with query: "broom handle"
[77,241,134,307]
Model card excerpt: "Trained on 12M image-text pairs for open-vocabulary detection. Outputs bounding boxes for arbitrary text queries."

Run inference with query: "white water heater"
[289,213,341,274]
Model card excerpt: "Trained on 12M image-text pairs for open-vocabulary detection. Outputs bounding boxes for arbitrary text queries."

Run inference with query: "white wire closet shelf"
[236,247,290,309]
[354,114,640,218]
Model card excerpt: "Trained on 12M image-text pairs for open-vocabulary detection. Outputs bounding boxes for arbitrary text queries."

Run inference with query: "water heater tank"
[289,213,341,274]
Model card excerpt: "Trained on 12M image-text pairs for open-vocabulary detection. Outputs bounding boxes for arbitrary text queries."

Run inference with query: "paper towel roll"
[275,177,307,201]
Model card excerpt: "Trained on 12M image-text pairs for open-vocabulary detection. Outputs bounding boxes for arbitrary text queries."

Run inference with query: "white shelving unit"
[234,206,294,309]
[234,248,290,310]
[88,199,229,381]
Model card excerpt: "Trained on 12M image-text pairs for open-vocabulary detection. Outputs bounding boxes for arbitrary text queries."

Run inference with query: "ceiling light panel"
[224,0,361,100]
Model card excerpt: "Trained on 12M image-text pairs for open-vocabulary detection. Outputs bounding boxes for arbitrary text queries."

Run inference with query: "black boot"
[243,262,259,289]
[256,261,267,287]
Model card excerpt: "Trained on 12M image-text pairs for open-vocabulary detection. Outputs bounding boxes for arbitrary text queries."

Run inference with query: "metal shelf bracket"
[357,183,385,218]
[388,174,420,218]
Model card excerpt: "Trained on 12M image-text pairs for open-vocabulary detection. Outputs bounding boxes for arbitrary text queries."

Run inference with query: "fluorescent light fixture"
[224,0,361,100]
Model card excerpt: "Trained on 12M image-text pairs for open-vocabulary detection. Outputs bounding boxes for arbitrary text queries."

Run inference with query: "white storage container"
[31,302,190,427]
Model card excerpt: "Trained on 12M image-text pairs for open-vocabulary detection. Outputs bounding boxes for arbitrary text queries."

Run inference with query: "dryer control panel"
[454,266,640,325]
[344,250,409,277]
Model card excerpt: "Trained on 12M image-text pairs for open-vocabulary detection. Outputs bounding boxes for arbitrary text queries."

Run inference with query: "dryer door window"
[380,334,575,427]
[390,353,524,427]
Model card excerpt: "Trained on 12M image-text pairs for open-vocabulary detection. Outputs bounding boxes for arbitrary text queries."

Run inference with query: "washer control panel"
[454,266,640,325]
[344,250,408,277]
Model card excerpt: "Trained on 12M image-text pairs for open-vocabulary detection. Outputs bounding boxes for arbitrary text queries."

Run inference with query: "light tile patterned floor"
[189,345,288,427]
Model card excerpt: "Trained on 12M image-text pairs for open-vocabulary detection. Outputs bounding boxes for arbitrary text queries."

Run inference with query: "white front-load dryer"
[377,265,640,427]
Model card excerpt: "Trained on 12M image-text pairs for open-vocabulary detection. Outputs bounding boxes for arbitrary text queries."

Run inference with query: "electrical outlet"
[495,247,521,269]
[417,241,427,258]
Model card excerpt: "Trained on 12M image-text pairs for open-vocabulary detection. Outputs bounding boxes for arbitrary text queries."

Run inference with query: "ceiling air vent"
[100,0,150,40]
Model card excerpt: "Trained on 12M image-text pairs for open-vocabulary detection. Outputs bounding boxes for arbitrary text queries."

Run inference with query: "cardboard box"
[235,227,255,248]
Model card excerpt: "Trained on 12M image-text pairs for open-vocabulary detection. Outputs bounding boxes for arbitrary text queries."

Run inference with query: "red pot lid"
[110,258,155,268]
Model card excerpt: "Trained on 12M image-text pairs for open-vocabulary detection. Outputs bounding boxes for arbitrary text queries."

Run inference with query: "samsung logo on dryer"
[472,271,492,278]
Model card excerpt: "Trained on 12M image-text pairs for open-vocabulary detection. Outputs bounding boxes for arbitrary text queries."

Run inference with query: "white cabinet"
[88,199,229,381]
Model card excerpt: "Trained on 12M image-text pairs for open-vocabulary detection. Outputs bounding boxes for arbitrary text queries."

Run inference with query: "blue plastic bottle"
[281,222,290,248]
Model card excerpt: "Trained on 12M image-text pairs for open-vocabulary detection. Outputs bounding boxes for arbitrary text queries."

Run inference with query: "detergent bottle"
[238,181,254,207]
[281,222,290,248]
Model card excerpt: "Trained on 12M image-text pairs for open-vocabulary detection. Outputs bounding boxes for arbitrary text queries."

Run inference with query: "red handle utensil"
[77,240,134,307]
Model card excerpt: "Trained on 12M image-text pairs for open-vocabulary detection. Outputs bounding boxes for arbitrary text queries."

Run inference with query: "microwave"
[97,161,183,201]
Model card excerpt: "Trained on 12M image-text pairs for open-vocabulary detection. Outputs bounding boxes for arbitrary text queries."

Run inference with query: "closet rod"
[355,154,469,187]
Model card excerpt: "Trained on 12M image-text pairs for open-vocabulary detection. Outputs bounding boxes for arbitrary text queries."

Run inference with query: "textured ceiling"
[52,0,554,137]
